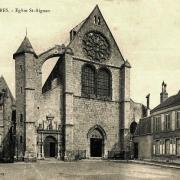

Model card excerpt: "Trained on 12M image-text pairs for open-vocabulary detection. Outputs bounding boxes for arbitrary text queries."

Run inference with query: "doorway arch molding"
[87,124,107,140]
[86,124,107,158]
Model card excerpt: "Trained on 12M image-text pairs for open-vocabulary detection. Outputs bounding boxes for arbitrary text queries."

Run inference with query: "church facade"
[13,5,146,161]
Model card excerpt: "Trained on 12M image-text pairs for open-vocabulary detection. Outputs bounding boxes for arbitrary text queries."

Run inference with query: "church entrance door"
[88,127,105,158]
[90,138,102,157]
[44,136,57,158]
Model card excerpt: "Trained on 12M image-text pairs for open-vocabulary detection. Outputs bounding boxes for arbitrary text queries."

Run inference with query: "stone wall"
[72,59,121,101]
[130,99,147,125]
[12,6,138,161]
[40,83,63,129]
[14,54,25,160]
[73,97,120,158]
[65,6,129,159]
[133,135,153,159]
[0,77,15,161]
[69,54,123,159]
[69,6,124,68]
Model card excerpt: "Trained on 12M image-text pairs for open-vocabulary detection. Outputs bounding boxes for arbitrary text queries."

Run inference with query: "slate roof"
[151,91,180,113]
[13,36,36,57]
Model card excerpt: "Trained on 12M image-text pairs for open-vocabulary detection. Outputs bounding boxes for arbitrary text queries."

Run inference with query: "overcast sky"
[0,0,180,108]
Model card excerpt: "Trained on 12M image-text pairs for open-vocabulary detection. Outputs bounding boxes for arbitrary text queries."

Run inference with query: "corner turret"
[13,35,37,162]
[13,36,37,59]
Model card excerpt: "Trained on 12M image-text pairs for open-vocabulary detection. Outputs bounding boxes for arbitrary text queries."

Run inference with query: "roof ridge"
[151,92,180,113]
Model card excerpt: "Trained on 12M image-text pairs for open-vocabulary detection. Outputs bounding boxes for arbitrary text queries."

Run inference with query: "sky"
[0,0,180,109]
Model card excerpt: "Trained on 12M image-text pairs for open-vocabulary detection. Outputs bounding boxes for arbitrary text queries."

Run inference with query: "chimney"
[160,81,168,103]
[146,94,150,116]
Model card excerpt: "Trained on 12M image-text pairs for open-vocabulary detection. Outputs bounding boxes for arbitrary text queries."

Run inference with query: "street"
[0,160,179,180]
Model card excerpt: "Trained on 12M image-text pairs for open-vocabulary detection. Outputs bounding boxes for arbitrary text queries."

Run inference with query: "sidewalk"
[101,158,180,169]
[129,159,180,169]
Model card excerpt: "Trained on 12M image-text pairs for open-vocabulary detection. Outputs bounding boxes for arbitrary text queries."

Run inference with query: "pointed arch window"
[82,65,96,96]
[97,68,111,98]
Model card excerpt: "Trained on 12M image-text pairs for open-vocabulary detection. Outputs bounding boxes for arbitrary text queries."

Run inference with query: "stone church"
[0,76,16,162]
[12,5,146,161]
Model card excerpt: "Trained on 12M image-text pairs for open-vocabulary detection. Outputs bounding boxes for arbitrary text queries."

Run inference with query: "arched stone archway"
[36,45,74,94]
[130,121,137,135]
[44,136,58,158]
[87,125,107,158]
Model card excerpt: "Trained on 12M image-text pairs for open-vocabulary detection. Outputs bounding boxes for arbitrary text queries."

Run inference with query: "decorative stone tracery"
[82,31,111,62]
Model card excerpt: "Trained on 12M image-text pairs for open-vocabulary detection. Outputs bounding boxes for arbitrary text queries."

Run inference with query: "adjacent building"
[0,76,16,162]
[134,82,180,163]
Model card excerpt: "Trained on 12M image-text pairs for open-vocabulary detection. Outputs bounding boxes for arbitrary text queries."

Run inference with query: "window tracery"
[82,31,111,62]
[82,65,111,99]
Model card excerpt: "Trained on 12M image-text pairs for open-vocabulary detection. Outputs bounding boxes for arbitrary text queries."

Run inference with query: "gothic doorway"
[44,136,57,158]
[88,127,105,157]
[90,138,103,157]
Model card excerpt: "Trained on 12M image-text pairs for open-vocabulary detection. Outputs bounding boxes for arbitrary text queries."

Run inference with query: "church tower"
[13,36,37,161]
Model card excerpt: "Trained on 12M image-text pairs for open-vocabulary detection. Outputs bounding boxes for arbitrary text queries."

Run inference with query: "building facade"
[134,82,180,163]
[12,5,146,161]
[0,76,16,162]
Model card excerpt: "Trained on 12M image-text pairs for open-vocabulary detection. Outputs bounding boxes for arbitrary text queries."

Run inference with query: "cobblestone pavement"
[0,159,179,180]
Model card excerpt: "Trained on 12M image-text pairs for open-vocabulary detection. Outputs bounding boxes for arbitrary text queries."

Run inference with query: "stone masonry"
[12,5,146,161]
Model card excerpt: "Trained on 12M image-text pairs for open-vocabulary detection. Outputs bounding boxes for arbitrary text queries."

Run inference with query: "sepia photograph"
[0,0,180,179]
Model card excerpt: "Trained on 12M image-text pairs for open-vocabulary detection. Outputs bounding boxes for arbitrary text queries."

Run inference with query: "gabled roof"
[71,19,86,33]
[151,91,180,113]
[13,36,37,58]
[45,5,126,89]
[69,5,99,36]
[0,76,15,104]
[67,5,126,62]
